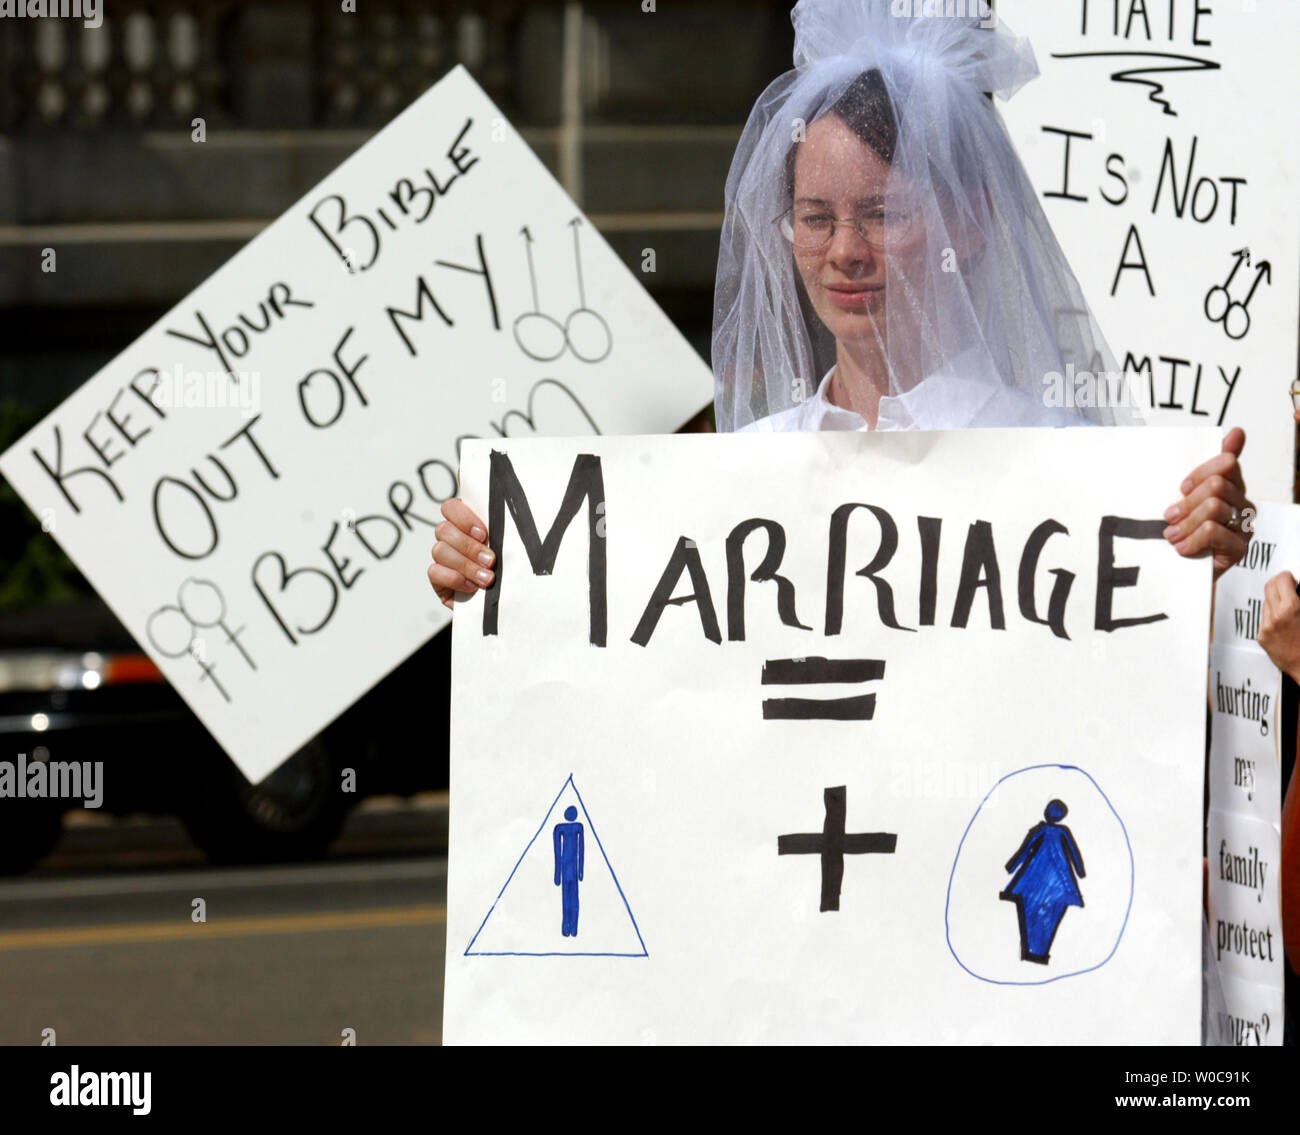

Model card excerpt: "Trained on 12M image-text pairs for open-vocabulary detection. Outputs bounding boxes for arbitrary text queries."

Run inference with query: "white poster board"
[0,65,713,782]
[445,426,1215,1044]
[1206,501,1297,1043]
[1212,501,1300,652]
[999,1,1300,504]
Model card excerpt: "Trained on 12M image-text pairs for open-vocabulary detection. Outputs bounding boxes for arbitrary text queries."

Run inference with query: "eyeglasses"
[776,205,921,251]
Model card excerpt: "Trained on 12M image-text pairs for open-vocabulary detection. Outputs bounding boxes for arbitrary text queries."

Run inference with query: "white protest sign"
[1210,641,1281,758]
[1205,499,1294,1045]
[445,426,1215,1044]
[1211,501,1300,651]
[1219,973,1285,1047]
[1208,803,1283,988]
[999,1,1300,504]
[1208,650,1282,826]
[0,65,713,783]
[1207,641,1285,1044]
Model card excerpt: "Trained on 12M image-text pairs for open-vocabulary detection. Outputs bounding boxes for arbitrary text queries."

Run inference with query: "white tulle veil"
[711,0,1146,431]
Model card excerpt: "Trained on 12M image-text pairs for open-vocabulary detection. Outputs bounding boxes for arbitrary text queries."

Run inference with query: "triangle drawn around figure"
[465,774,647,957]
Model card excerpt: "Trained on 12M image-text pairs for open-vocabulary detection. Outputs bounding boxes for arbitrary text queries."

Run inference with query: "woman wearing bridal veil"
[431,0,1253,603]
[430,0,1253,1044]
[714,0,1138,431]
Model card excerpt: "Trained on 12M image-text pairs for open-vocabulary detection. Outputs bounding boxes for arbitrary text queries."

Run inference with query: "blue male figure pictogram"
[553,805,585,937]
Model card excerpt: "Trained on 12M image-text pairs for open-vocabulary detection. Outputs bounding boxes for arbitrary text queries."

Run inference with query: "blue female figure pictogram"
[999,799,1085,964]
[553,805,585,937]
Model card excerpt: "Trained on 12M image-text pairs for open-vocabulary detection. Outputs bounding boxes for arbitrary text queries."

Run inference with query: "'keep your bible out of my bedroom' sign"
[0,65,713,783]
[445,426,1215,1045]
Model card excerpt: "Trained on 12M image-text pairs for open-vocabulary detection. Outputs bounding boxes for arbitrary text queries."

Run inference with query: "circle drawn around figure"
[945,764,1133,986]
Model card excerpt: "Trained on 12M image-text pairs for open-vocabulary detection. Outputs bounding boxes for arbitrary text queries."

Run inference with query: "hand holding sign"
[430,498,494,609]
[1162,427,1255,580]
[1257,571,1300,685]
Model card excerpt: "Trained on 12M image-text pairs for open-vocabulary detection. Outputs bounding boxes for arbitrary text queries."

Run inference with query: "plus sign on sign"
[444,426,1215,1044]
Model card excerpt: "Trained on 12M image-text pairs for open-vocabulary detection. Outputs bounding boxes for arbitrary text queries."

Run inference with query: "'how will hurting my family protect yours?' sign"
[1204,501,1297,1044]
[445,426,1217,1044]
[0,65,713,783]
[999,0,1300,504]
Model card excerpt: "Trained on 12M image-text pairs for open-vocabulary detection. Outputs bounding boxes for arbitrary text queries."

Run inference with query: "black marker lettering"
[483,450,607,646]
[1096,516,1167,632]
[725,518,811,641]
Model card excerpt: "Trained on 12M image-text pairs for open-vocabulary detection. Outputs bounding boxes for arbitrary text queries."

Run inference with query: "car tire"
[180,735,353,865]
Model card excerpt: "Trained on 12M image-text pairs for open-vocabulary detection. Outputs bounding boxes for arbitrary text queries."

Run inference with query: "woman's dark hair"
[780,69,902,377]
[782,68,899,204]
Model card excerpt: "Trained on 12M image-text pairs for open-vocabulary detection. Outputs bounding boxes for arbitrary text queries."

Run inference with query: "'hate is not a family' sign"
[1000,0,1300,502]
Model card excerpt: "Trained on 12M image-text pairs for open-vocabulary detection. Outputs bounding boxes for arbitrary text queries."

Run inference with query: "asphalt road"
[0,802,449,1045]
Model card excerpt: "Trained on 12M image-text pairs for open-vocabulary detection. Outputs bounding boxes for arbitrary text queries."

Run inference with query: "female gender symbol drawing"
[145,577,256,703]
[998,799,1086,965]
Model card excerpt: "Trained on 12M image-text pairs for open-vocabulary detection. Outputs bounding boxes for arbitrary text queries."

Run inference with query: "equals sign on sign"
[760,657,885,721]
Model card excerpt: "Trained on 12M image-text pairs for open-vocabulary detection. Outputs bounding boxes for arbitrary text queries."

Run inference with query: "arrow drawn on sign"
[569,216,588,309]
[521,224,542,313]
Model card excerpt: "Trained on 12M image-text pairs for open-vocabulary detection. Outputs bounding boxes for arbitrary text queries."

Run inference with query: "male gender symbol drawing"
[999,799,1086,964]
[553,805,585,937]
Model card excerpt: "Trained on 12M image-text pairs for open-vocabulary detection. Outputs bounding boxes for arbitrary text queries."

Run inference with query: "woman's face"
[790,113,920,346]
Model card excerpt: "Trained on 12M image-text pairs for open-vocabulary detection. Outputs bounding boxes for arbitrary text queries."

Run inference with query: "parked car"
[0,592,452,874]
[0,459,453,879]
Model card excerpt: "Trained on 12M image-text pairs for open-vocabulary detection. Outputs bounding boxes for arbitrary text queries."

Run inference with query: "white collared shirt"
[737,353,1091,432]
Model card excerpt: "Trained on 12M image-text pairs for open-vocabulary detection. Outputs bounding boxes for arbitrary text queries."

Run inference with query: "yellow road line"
[0,904,446,952]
